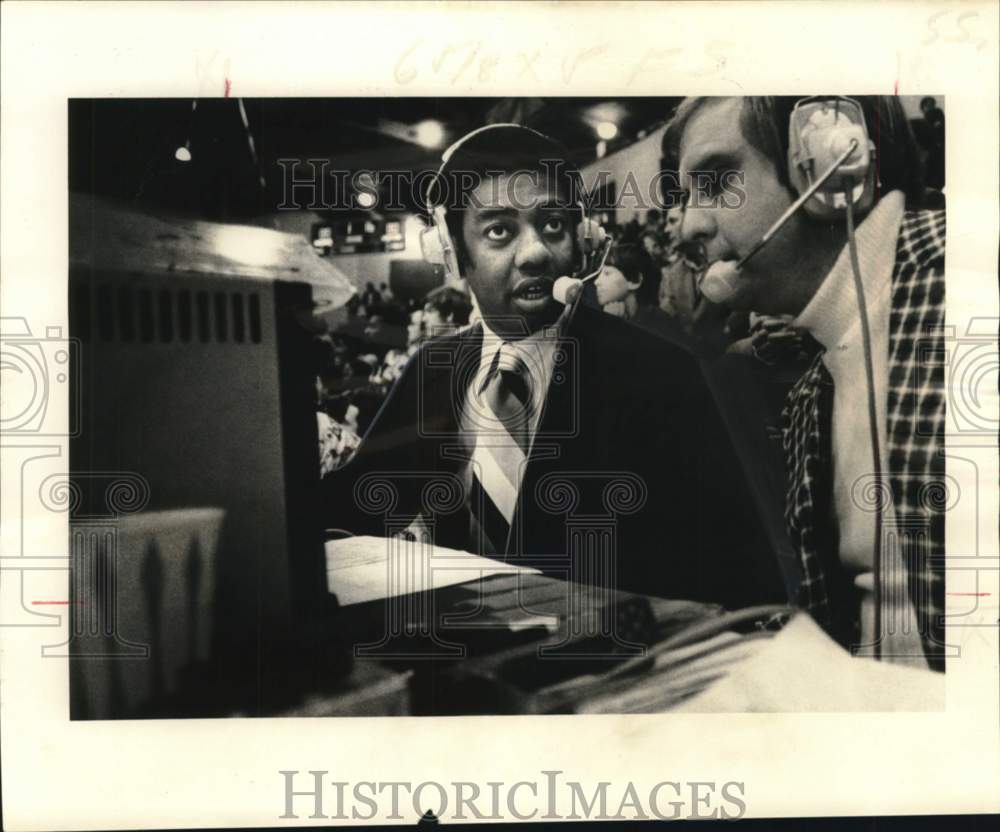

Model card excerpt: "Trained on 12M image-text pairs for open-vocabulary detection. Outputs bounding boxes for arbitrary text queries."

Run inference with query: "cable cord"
[844,193,884,660]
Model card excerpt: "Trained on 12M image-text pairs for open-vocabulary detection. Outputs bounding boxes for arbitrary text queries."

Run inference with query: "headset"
[419,123,612,308]
[788,96,876,220]
[699,96,875,304]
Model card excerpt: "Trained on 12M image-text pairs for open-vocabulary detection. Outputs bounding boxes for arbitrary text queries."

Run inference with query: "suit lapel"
[420,323,484,442]
[509,309,596,555]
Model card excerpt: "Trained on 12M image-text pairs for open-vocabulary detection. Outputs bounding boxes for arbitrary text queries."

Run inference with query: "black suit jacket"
[324,304,783,607]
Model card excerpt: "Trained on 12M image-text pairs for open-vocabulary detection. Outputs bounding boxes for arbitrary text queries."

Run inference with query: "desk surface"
[131,574,785,718]
[283,573,742,717]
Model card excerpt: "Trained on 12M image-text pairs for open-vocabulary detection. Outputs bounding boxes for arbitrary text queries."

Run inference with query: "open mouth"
[512,279,553,302]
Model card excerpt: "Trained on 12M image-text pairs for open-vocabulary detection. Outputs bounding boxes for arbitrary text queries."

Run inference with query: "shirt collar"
[794,190,905,351]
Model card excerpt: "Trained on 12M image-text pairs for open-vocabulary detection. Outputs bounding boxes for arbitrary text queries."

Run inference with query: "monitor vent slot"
[138,289,155,343]
[158,289,174,343]
[74,282,264,345]
[177,290,192,342]
[118,286,135,342]
[196,292,211,342]
[231,294,246,343]
[213,292,228,342]
[248,293,262,343]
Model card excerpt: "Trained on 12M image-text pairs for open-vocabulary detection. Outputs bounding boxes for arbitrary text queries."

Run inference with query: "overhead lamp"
[175,100,198,162]
[413,119,446,149]
[596,120,618,141]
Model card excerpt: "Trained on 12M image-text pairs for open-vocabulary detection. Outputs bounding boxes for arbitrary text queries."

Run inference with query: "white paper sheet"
[325,535,540,606]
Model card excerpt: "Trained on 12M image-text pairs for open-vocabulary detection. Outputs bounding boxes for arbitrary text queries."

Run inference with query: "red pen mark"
[893,79,899,95]
[32,600,85,605]
[224,78,231,98]
[947,592,991,597]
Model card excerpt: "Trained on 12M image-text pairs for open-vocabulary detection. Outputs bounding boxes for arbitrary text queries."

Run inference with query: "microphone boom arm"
[737,138,860,269]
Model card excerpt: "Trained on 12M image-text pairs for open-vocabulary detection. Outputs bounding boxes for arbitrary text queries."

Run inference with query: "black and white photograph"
[64,93,951,720]
[1,1,997,829]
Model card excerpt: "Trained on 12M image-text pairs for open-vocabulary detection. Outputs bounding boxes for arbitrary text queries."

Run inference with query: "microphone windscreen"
[700,260,743,305]
[553,275,581,305]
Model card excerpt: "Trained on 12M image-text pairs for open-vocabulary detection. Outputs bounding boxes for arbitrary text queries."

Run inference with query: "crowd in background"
[312,212,816,475]
[314,283,472,474]
[314,100,946,474]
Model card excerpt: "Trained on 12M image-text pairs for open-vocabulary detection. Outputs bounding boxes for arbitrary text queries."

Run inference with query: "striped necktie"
[469,344,534,555]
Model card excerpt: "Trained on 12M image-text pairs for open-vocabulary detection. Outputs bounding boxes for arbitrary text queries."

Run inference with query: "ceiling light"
[413,120,446,149]
[175,142,192,162]
[596,121,618,141]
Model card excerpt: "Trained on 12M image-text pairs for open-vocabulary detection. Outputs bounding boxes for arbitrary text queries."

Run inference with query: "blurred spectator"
[656,254,732,357]
[360,281,382,315]
[595,244,656,316]
[347,389,385,437]
[919,96,945,193]
[643,208,663,237]
[314,282,474,473]
[317,411,361,476]
[620,217,641,243]
[663,206,684,254]
[345,292,361,317]
[422,285,473,334]
[371,285,473,389]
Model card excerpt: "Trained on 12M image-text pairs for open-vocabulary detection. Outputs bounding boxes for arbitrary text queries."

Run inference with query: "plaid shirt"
[783,209,947,671]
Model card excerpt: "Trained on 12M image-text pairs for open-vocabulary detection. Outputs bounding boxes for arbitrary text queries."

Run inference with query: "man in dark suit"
[324,124,781,608]
[663,96,946,672]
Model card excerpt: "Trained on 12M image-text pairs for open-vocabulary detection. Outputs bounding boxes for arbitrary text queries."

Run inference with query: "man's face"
[460,172,574,337]
[677,98,811,314]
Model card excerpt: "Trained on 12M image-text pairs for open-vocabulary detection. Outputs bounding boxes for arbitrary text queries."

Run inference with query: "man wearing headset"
[323,123,782,607]
[662,96,946,674]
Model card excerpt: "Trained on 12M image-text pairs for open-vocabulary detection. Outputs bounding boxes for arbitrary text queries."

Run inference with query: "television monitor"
[68,198,350,718]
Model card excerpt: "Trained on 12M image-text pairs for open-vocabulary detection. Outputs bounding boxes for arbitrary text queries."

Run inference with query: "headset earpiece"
[577,217,607,254]
[788,96,876,221]
[419,204,462,283]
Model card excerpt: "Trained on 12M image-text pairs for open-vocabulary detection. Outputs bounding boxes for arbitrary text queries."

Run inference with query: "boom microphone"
[552,219,613,306]
[698,134,864,305]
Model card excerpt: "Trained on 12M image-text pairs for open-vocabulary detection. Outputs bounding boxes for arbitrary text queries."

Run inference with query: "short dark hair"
[609,242,662,308]
[423,285,472,326]
[662,96,925,207]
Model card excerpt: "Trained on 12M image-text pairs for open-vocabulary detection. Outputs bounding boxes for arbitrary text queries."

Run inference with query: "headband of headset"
[788,95,876,220]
